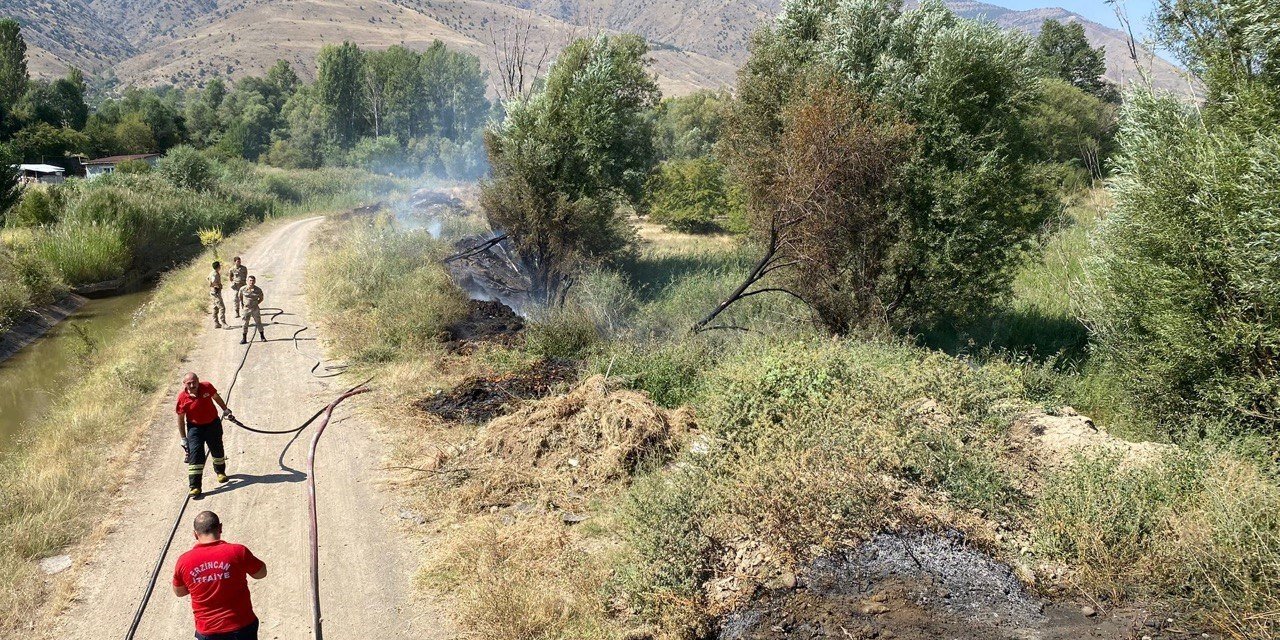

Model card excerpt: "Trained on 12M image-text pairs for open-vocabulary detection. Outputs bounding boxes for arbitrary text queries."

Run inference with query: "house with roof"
[84,153,161,179]
[15,163,66,185]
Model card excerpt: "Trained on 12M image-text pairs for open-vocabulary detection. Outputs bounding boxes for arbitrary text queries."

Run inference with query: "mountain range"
[10,0,1196,97]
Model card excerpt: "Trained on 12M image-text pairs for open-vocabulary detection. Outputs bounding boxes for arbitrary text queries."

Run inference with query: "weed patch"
[1033,449,1280,637]
[308,217,468,362]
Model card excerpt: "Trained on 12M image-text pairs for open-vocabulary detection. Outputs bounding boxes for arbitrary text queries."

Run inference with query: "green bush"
[0,243,63,332]
[348,136,416,177]
[616,469,714,635]
[1084,92,1280,434]
[113,158,152,175]
[157,145,218,192]
[524,307,601,360]
[587,339,714,408]
[7,187,62,227]
[644,158,736,233]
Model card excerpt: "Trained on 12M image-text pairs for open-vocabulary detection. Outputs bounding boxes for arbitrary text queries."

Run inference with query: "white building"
[15,164,66,185]
[84,153,161,179]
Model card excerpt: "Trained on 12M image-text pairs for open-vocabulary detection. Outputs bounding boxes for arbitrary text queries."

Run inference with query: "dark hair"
[193,511,222,535]
[234,256,241,262]
[212,261,221,270]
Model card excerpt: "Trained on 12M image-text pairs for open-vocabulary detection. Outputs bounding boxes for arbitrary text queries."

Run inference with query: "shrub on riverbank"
[0,242,65,334]
[0,158,402,341]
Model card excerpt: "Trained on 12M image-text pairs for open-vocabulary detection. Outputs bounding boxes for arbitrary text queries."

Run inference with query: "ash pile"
[408,188,466,212]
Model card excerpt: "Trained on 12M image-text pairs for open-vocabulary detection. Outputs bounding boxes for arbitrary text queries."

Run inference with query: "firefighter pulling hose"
[125,279,372,640]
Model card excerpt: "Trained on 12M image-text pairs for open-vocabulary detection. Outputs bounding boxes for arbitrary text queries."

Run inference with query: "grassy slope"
[307,200,1280,639]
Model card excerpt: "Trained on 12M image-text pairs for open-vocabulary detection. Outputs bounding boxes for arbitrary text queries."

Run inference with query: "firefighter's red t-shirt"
[172,540,264,635]
[176,381,219,425]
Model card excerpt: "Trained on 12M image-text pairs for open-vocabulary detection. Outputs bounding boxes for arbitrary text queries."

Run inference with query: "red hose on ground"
[305,385,372,640]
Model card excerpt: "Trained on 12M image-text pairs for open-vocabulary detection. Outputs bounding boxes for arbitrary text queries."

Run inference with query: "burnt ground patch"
[719,532,1180,640]
[417,358,577,424]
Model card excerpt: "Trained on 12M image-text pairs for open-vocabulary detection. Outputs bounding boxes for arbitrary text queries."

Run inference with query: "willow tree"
[701,0,1057,333]
[481,34,660,304]
[1087,0,1280,435]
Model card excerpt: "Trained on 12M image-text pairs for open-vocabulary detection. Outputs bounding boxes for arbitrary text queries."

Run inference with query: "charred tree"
[695,82,913,334]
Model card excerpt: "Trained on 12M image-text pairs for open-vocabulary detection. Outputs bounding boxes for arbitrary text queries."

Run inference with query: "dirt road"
[49,217,454,639]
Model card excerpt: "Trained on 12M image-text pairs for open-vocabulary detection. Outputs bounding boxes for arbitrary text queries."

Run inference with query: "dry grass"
[1034,449,1280,639]
[0,222,277,633]
[306,215,469,362]
[632,219,739,257]
[427,375,693,515]
[421,516,621,640]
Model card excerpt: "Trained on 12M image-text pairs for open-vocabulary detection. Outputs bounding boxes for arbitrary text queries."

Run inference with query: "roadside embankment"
[306,210,1273,639]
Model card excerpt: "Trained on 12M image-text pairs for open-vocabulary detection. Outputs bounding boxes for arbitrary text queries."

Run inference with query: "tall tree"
[1036,19,1113,101]
[1154,0,1280,114]
[0,19,26,109]
[711,0,1056,331]
[421,41,489,141]
[55,68,89,130]
[653,91,730,161]
[363,46,422,140]
[315,42,367,148]
[266,60,300,98]
[0,150,20,222]
[481,34,659,303]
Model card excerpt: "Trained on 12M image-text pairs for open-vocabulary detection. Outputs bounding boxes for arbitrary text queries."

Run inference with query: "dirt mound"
[1011,407,1175,479]
[417,357,575,424]
[434,376,694,511]
[719,533,1152,640]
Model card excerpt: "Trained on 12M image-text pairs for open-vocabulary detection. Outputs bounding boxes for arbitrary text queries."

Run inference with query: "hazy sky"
[992,0,1159,41]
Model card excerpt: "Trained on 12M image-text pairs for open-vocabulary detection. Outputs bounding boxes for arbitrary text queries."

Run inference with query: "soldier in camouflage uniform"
[238,275,267,344]
[228,256,249,318]
[208,261,227,329]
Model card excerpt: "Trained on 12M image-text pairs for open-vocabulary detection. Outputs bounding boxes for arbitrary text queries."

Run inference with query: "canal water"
[0,292,149,454]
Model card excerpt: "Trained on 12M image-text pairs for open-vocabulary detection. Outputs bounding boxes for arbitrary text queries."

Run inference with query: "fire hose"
[124,308,369,640]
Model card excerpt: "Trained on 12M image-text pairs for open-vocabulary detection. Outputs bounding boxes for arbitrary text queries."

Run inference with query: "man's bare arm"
[213,392,230,413]
[250,565,267,580]
[173,584,189,597]
[177,414,186,439]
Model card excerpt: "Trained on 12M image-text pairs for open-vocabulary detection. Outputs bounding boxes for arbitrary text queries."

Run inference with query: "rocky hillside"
[6,0,136,77]
[941,1,1196,97]
[10,0,1194,97]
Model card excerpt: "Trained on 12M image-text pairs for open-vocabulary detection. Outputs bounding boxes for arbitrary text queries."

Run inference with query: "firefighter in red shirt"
[176,372,234,497]
[173,511,267,640]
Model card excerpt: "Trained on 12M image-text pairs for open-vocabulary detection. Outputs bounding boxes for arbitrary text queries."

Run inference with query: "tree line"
[0,18,491,204]
[479,0,1280,440]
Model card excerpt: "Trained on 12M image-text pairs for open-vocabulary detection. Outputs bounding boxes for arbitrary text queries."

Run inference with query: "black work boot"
[259,330,267,342]
[241,333,248,345]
